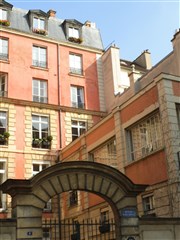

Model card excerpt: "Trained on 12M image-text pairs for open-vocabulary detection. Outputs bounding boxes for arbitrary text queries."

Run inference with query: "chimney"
[133,50,152,70]
[84,20,96,28]
[47,9,56,17]
[85,20,91,27]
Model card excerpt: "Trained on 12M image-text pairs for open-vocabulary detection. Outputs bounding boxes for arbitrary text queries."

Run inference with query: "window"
[32,161,51,211]
[0,111,8,146]
[43,228,51,240]
[0,73,7,97]
[32,46,47,68]
[32,115,50,149]
[176,104,180,130]
[69,54,82,75]
[0,38,8,60]
[33,79,47,103]
[142,194,155,214]
[33,17,45,30]
[32,162,50,176]
[107,139,116,157]
[126,112,163,161]
[0,159,6,210]
[69,190,78,207]
[71,86,85,109]
[88,138,117,168]
[100,209,109,224]
[71,120,86,141]
[69,27,79,38]
[0,9,7,20]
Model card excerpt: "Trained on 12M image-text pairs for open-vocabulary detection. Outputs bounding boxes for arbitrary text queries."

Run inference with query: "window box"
[32,136,52,149]
[41,139,51,149]
[33,28,47,35]
[32,138,41,148]
[0,20,10,26]
[68,37,83,44]
[0,132,10,145]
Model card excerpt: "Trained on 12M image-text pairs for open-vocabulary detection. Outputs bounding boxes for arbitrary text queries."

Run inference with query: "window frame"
[32,114,51,150]
[32,45,47,68]
[126,112,163,161]
[142,193,155,215]
[33,17,45,30]
[69,53,83,75]
[32,161,51,211]
[71,85,85,109]
[32,79,48,103]
[176,104,180,130]
[0,111,7,134]
[0,9,7,20]
[0,38,8,61]
[71,120,86,141]
[0,73,7,97]
[69,190,78,207]
[68,27,79,38]
[0,158,6,211]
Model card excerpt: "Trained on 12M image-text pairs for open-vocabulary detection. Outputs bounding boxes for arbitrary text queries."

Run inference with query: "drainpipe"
[57,43,62,150]
[57,42,62,239]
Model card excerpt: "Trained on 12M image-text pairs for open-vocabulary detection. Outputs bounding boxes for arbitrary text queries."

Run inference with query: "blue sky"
[11,0,180,65]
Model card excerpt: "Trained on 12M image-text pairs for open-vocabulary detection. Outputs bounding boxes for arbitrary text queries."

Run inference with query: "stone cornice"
[0,97,107,117]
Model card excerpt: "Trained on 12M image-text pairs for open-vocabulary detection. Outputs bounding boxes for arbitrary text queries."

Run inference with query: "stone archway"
[1,161,146,239]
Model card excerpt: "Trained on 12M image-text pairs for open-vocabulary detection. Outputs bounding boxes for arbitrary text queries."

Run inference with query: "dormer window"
[63,19,83,44]
[69,27,79,38]
[28,10,48,36]
[0,9,7,20]
[33,17,45,30]
[0,1,13,26]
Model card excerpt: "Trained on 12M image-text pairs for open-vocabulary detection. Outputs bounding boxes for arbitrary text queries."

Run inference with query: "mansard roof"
[28,9,49,18]
[63,19,83,26]
[0,0,13,9]
[5,5,104,51]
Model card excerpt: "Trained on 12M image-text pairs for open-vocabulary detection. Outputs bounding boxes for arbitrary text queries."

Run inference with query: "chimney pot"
[47,9,56,17]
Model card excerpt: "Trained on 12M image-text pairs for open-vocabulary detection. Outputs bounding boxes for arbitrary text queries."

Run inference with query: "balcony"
[33,96,48,103]
[32,60,47,68]
[69,67,83,75]
[71,102,85,109]
[0,53,8,61]
[0,91,7,97]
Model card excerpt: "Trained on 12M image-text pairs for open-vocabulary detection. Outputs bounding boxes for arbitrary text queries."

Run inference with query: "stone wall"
[139,218,180,240]
[0,219,16,240]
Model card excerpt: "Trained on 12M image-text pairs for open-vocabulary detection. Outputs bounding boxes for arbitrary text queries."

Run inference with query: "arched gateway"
[1,161,146,239]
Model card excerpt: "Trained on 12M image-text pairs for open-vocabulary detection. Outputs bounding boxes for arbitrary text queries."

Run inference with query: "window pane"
[0,9,7,20]
[33,17,39,29]
[33,164,40,172]
[127,112,163,161]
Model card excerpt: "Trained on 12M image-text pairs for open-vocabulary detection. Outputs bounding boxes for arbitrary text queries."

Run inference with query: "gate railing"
[42,218,116,240]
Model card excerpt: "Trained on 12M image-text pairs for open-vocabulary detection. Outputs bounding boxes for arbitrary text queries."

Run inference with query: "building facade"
[0,0,108,218]
[60,29,180,222]
[0,0,180,236]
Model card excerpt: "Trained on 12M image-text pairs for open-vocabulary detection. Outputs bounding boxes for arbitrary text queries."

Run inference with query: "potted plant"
[0,132,10,145]
[42,136,53,149]
[32,138,41,148]
[68,37,83,44]
[3,132,10,139]
[0,20,10,26]
[33,28,47,35]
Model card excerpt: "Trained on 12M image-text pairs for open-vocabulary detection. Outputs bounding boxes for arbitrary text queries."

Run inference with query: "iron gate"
[42,218,115,240]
